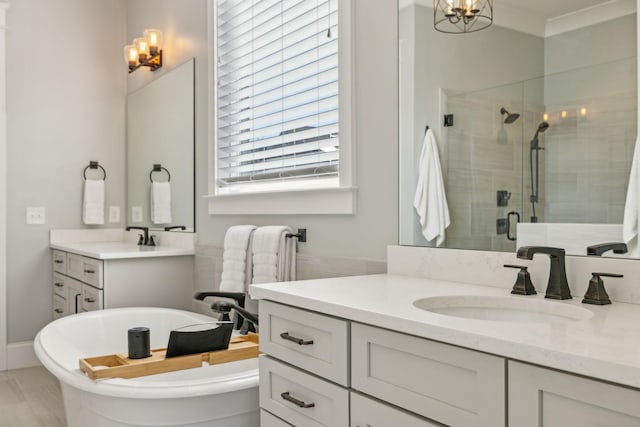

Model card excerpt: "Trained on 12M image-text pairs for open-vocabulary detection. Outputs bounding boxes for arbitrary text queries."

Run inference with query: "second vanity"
[250,246,640,426]
[50,229,195,318]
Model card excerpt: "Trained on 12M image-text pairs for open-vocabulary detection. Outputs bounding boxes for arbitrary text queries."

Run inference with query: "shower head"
[537,121,550,132]
[531,121,550,149]
[500,107,520,124]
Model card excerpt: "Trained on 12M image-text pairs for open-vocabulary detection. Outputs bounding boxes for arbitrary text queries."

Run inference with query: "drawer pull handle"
[54,309,63,314]
[280,392,315,408]
[84,269,96,274]
[280,332,314,346]
[54,260,63,264]
[84,297,96,303]
[54,282,64,287]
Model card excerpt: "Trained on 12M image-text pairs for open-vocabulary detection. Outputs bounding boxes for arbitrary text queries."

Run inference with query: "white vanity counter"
[49,241,194,259]
[250,273,640,389]
[50,228,195,259]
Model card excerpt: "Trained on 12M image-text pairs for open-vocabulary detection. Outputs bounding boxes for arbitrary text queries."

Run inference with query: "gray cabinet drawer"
[260,356,349,427]
[53,294,67,319]
[350,392,442,427]
[259,300,349,386]
[52,273,67,298]
[67,254,103,288]
[351,323,505,427]
[509,361,640,427]
[261,409,293,427]
[81,285,103,311]
[52,250,67,274]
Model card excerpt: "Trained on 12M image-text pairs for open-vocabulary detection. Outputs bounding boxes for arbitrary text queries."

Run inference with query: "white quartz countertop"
[50,242,195,260]
[249,274,640,389]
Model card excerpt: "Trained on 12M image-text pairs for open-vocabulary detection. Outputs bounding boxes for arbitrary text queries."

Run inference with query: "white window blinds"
[216,0,339,193]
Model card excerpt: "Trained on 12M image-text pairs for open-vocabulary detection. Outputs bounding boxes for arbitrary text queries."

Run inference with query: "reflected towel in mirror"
[413,129,450,246]
[150,181,172,224]
[83,179,105,225]
[623,136,640,257]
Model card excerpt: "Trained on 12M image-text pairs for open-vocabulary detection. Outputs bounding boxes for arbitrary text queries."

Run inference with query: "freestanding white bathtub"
[34,307,259,427]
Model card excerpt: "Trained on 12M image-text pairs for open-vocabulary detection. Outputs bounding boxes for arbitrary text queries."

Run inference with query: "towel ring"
[149,164,171,183]
[83,161,106,181]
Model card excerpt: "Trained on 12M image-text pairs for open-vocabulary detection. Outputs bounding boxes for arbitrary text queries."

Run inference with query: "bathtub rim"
[34,307,260,400]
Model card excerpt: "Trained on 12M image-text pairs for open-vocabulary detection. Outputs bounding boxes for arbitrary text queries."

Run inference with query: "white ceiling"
[500,0,615,20]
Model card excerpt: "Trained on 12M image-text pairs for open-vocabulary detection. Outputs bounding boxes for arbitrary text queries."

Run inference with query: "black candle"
[128,327,151,359]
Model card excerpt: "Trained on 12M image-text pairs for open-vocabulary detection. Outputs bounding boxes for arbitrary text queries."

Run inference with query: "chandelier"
[434,0,493,33]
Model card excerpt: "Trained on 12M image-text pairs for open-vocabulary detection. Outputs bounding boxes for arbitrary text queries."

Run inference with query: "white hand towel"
[82,179,105,225]
[220,225,257,293]
[413,129,450,246]
[252,226,296,284]
[150,181,172,224]
[623,136,640,256]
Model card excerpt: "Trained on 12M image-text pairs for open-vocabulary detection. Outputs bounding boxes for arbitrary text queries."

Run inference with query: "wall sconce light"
[123,29,163,73]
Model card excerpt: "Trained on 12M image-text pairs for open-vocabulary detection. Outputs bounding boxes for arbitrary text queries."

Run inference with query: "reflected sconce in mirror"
[434,0,493,33]
[123,29,163,73]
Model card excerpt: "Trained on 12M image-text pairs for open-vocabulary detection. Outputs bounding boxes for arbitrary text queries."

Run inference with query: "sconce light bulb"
[134,37,149,62]
[123,44,139,68]
[543,113,548,121]
[144,29,163,56]
[580,107,587,116]
[561,110,567,119]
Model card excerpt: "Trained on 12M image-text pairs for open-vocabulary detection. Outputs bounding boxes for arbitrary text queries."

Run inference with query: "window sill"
[205,186,357,215]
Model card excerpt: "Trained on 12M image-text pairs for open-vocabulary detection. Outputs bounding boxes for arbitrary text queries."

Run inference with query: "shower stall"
[443,57,638,252]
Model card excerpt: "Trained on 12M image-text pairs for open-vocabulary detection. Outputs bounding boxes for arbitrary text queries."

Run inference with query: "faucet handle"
[504,264,537,296]
[148,235,156,246]
[582,272,623,305]
[136,234,144,245]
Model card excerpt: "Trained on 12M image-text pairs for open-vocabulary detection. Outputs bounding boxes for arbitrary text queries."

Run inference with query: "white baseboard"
[7,341,40,370]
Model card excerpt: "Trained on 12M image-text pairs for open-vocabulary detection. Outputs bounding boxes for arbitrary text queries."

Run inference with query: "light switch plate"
[132,206,143,223]
[109,206,120,223]
[26,207,46,224]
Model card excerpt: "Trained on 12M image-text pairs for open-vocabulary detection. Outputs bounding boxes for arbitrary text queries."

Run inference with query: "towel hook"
[285,228,307,243]
[149,164,171,183]
[83,161,106,181]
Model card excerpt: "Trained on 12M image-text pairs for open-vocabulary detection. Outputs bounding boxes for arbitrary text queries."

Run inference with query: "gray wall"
[3,0,399,343]
[6,0,127,342]
[127,0,399,261]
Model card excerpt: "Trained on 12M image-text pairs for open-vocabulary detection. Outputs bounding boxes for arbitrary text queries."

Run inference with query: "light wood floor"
[0,366,66,427]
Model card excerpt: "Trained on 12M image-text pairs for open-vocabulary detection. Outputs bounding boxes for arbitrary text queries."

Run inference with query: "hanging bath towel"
[150,181,172,224]
[413,129,450,246]
[82,179,105,225]
[623,136,640,257]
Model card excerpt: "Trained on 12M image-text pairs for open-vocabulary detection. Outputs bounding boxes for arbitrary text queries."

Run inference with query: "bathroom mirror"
[127,58,195,231]
[399,0,638,257]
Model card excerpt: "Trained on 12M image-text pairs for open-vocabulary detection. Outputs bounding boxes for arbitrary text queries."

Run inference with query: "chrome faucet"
[126,226,149,246]
[516,246,572,300]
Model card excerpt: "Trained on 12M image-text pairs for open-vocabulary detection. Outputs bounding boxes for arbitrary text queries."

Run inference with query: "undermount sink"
[413,295,594,323]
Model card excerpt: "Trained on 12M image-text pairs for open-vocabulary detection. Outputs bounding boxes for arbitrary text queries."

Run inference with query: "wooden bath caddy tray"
[79,333,259,380]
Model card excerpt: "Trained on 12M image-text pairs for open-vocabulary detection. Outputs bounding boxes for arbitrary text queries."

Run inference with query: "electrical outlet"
[109,206,120,223]
[132,206,143,223]
[26,207,46,225]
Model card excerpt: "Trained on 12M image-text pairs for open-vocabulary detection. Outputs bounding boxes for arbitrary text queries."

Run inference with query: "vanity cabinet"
[509,361,640,426]
[351,323,505,426]
[258,301,485,426]
[51,249,193,319]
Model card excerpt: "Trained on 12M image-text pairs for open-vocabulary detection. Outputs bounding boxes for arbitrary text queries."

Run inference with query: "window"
[208,0,356,215]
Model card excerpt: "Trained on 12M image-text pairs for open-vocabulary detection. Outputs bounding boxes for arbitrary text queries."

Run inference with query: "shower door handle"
[507,211,520,241]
